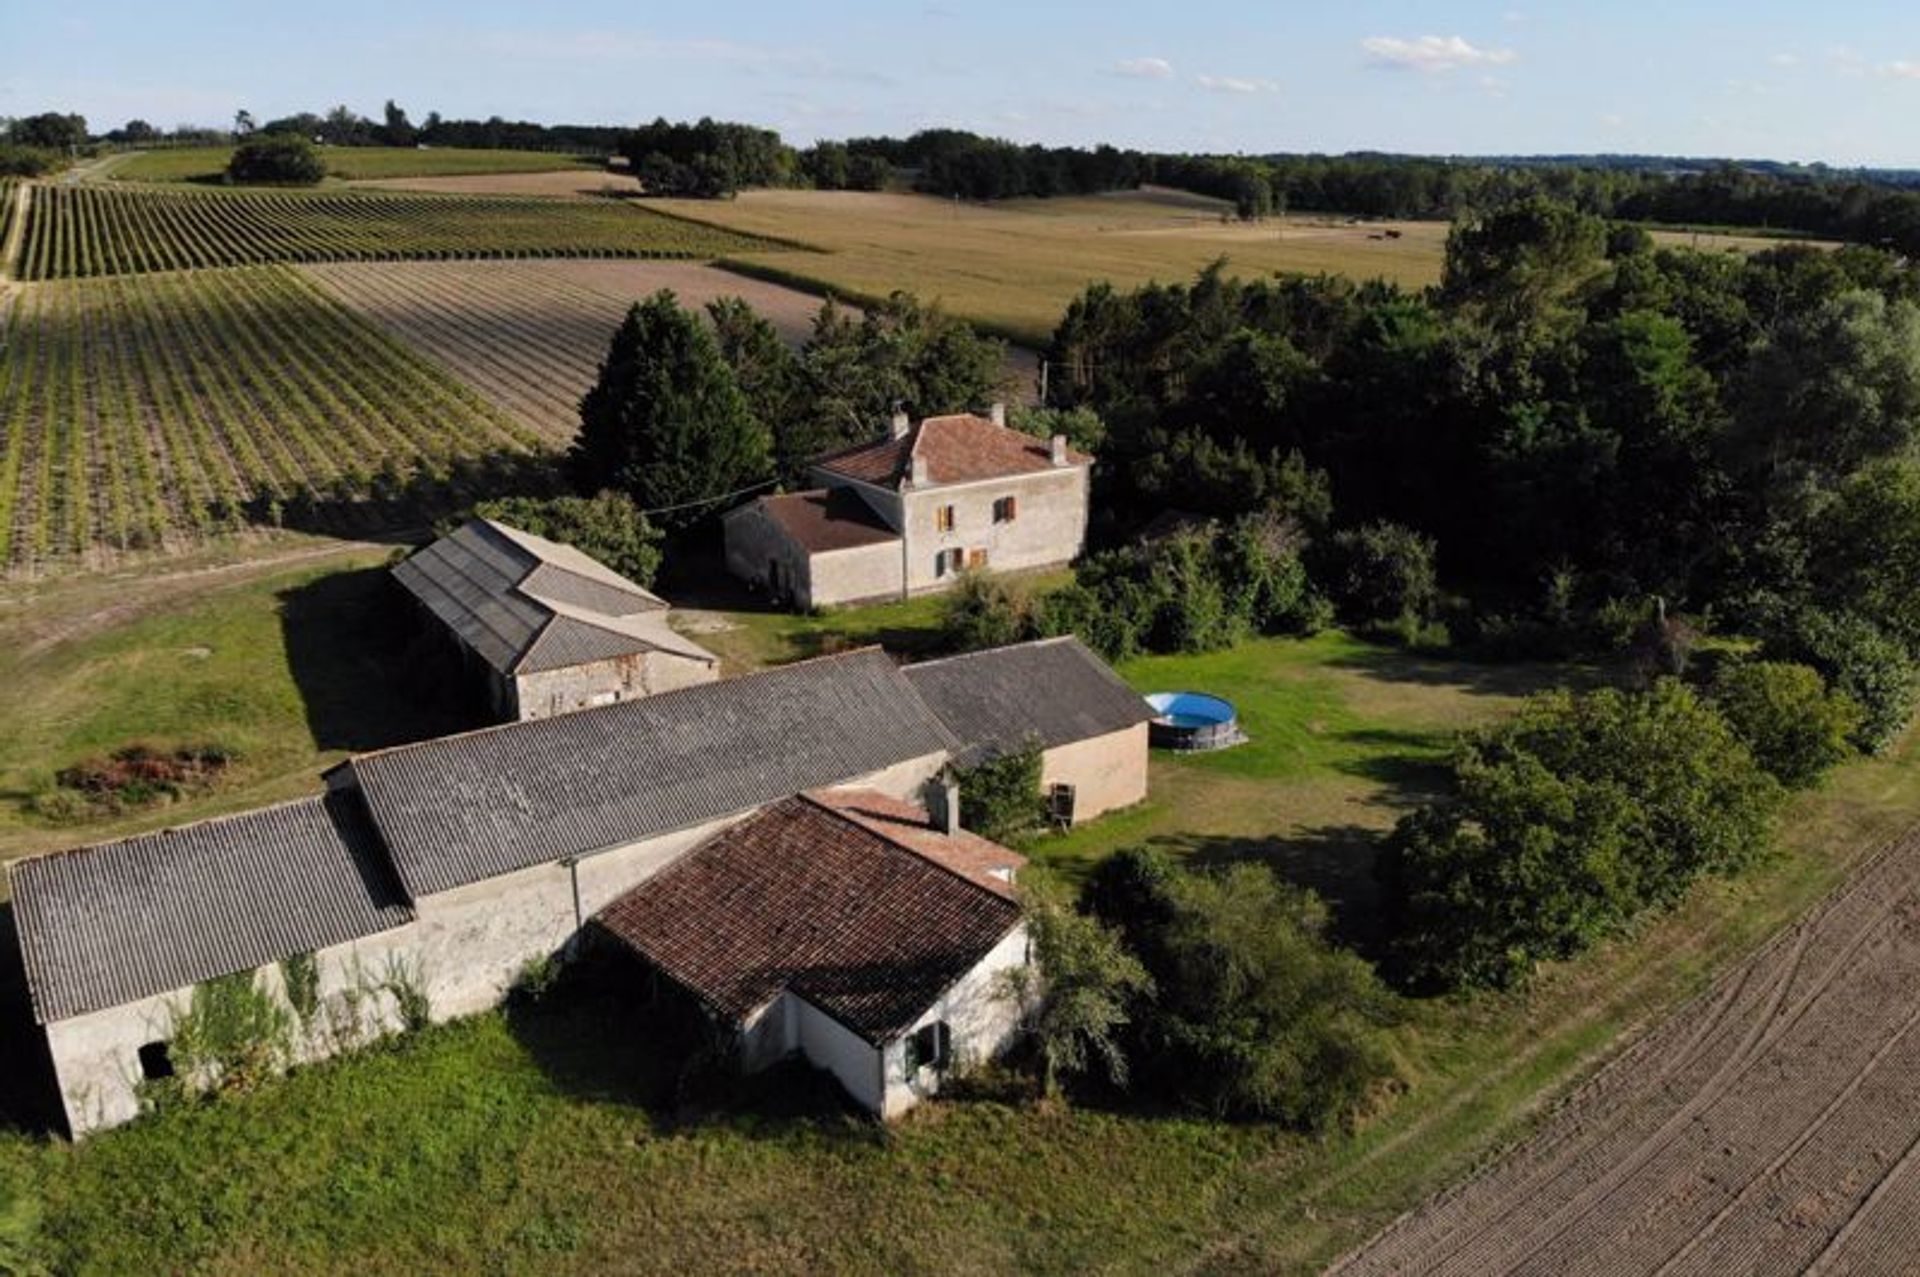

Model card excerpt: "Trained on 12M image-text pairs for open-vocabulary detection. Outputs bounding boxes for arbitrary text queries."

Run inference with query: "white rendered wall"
[882,924,1028,1118]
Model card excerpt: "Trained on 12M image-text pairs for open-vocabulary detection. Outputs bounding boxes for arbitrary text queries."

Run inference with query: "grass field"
[0,265,539,572]
[109,145,598,185]
[4,562,1917,1272]
[651,188,1811,346]
[17,185,783,281]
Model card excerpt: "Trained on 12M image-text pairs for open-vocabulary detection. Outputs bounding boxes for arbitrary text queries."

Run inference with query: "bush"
[1379,681,1781,990]
[0,143,60,177]
[1767,608,1920,754]
[464,492,664,587]
[954,743,1044,841]
[941,570,1029,653]
[1082,851,1400,1129]
[1000,886,1152,1097]
[1320,522,1439,640]
[227,134,325,185]
[1710,659,1860,788]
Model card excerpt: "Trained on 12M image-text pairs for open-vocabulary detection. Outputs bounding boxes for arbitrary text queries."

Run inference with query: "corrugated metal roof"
[346,648,960,899]
[594,795,1020,1044]
[392,520,707,677]
[904,637,1153,765]
[9,792,414,1024]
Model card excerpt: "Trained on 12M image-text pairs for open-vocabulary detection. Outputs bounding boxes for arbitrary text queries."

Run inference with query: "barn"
[392,518,720,721]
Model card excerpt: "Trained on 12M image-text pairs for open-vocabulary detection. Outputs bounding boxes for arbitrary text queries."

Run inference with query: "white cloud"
[1828,46,1869,78]
[1113,56,1174,79]
[1362,35,1517,73]
[1599,112,1625,127]
[1883,60,1920,79]
[1195,73,1278,94]
[1768,52,1800,67]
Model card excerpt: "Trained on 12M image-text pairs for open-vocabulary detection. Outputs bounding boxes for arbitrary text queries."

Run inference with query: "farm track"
[1333,825,1920,1276]
[0,265,536,574]
[301,259,831,441]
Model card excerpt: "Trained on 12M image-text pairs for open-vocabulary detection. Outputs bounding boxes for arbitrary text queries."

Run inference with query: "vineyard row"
[16,184,786,281]
[0,265,544,574]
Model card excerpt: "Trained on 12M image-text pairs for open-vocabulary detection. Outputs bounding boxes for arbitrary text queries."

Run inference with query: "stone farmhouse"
[722,407,1092,610]
[393,518,720,721]
[10,640,1152,1138]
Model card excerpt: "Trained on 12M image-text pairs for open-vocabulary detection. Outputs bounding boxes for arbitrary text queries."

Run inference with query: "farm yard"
[106,145,599,185]
[0,265,535,572]
[301,259,832,441]
[14,184,782,280]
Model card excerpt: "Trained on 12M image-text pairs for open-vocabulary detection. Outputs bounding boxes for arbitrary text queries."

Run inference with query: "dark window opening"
[138,1040,174,1081]
[1048,783,1076,826]
[906,1020,952,1073]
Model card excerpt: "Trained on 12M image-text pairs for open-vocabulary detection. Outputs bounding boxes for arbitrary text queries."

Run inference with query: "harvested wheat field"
[300,259,831,441]
[346,168,642,199]
[1335,824,1920,1277]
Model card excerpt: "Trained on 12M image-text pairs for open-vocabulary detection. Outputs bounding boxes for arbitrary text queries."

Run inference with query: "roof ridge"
[906,634,1079,670]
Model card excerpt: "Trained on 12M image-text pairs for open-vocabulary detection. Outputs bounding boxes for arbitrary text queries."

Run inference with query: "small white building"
[723,409,1092,610]
[393,518,719,721]
[594,788,1028,1117]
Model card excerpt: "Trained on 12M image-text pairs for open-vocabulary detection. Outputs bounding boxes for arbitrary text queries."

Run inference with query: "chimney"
[988,401,1006,427]
[910,452,930,488]
[1050,433,1069,467]
[926,773,962,835]
[890,410,911,440]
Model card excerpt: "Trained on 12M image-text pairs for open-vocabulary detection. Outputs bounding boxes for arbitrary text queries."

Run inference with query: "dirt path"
[1331,825,1920,1276]
[0,182,28,284]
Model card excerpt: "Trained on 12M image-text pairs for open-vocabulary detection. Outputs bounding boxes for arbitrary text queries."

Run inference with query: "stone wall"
[512,649,718,721]
[804,542,906,609]
[900,466,1088,595]
[1041,722,1150,824]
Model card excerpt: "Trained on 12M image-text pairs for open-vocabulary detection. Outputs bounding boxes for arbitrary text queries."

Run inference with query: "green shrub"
[281,953,320,1025]
[1767,608,1920,754]
[940,570,1030,653]
[1379,681,1782,990]
[954,744,1044,841]
[227,134,325,185]
[1000,885,1152,1097]
[1711,659,1861,788]
[463,492,664,587]
[1083,851,1400,1129]
[165,971,295,1094]
[1320,521,1439,640]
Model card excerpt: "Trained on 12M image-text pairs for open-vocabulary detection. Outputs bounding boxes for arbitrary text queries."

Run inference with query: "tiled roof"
[344,648,960,899]
[392,519,715,676]
[747,488,900,554]
[594,794,1021,1043]
[812,414,1091,490]
[904,637,1153,765]
[9,792,414,1024]
[810,789,1023,898]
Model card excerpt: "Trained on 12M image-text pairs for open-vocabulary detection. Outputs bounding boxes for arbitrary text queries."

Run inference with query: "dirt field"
[303,258,1040,441]
[1334,823,1920,1276]
[299,259,835,441]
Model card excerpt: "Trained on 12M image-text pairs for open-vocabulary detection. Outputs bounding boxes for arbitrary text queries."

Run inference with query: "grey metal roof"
[9,792,414,1024]
[345,648,960,899]
[903,637,1154,765]
[392,519,708,677]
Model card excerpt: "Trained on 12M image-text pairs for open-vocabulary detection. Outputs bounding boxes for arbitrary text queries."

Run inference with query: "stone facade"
[512,649,718,720]
[1040,722,1151,825]
[898,467,1088,595]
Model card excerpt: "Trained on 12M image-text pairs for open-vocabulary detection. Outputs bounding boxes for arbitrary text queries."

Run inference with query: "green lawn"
[0,541,478,866]
[108,145,598,185]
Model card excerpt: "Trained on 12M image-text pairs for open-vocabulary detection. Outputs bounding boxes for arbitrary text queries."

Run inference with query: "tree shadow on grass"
[1133,826,1394,956]
[504,945,884,1143]
[0,903,64,1136]
[277,567,488,753]
[1326,644,1589,700]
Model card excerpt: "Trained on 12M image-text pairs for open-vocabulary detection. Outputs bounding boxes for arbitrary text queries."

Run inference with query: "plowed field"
[1334,825,1920,1276]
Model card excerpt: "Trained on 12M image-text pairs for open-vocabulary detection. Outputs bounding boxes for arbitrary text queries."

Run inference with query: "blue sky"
[6,1,1920,166]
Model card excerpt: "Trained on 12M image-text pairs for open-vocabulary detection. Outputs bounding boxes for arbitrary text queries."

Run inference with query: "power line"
[635,476,781,519]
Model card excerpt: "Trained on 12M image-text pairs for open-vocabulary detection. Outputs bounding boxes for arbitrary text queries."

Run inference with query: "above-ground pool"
[1144,691,1245,752]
